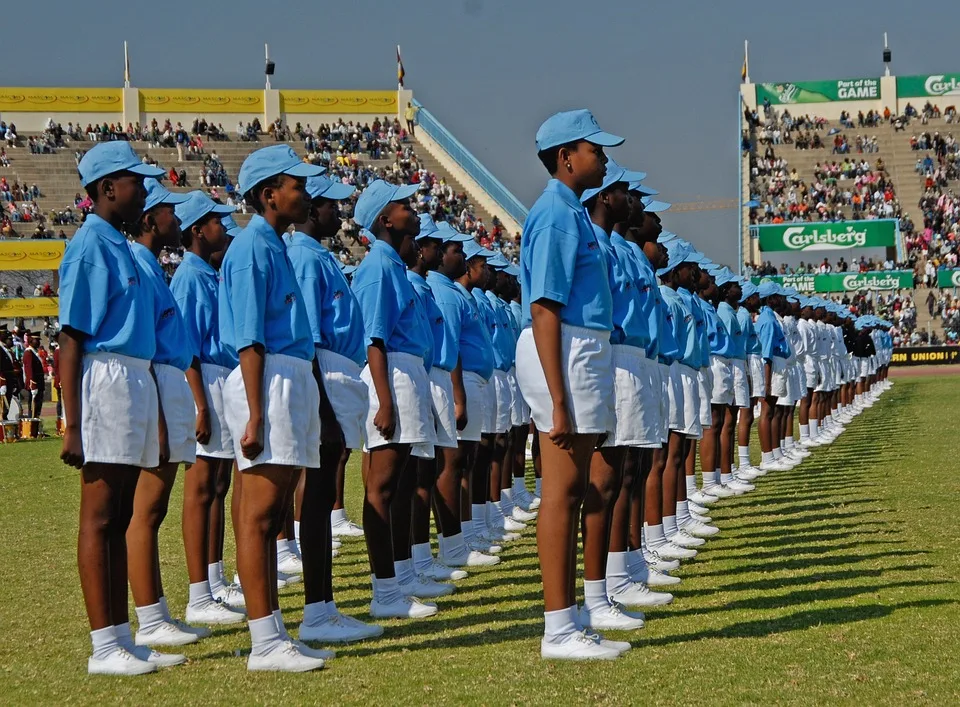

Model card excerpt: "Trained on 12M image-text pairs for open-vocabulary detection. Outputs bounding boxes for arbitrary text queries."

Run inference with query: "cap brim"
[643,199,671,212]
[631,183,660,196]
[446,232,474,243]
[620,169,647,183]
[320,183,356,200]
[283,162,326,179]
[209,203,236,215]
[129,164,167,179]
[162,192,191,205]
[392,183,421,202]
[584,130,625,147]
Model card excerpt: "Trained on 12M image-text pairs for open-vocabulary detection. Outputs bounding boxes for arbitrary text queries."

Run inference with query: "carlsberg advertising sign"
[756,220,898,252]
[936,269,960,288]
[756,78,880,105]
[897,74,960,98]
[752,271,914,293]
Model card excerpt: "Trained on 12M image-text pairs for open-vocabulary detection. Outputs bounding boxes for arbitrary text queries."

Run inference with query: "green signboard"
[752,271,914,293]
[897,74,960,98]
[756,220,898,252]
[756,78,880,105]
[937,269,960,288]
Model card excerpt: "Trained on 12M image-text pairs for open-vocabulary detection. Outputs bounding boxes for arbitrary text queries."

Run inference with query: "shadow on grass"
[694,550,931,577]
[713,564,936,593]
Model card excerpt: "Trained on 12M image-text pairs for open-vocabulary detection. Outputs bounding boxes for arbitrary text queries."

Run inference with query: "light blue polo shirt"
[657,285,684,366]
[285,232,366,367]
[407,269,443,372]
[672,287,701,369]
[218,214,314,362]
[717,302,746,359]
[738,307,761,355]
[170,252,232,368]
[756,306,789,361]
[424,271,463,373]
[624,240,661,359]
[686,292,710,368]
[473,288,509,372]
[130,241,192,371]
[351,239,431,367]
[608,231,655,351]
[485,290,517,370]
[443,280,495,380]
[58,214,156,360]
[702,299,732,358]
[592,224,641,348]
[520,179,613,331]
[508,300,522,342]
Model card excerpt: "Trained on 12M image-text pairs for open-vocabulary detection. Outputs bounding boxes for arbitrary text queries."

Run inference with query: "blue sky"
[4,0,958,264]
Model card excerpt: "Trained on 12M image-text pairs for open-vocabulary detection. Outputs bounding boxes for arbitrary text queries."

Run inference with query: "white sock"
[714,468,722,485]
[772,447,784,461]
[135,602,166,634]
[331,508,347,526]
[720,472,733,485]
[472,504,488,533]
[287,537,302,560]
[663,514,679,537]
[761,450,774,464]
[159,596,172,622]
[114,622,135,650]
[685,475,697,495]
[371,574,403,604]
[543,605,578,642]
[302,601,328,627]
[676,501,691,526]
[779,439,787,454]
[810,419,819,437]
[738,445,751,467]
[799,424,809,441]
[511,477,525,495]
[294,520,301,546]
[326,600,341,619]
[394,558,416,586]
[439,532,467,557]
[276,540,293,563]
[786,435,795,450]
[249,615,281,655]
[501,488,515,514]
[188,580,212,607]
[208,563,224,594]
[90,625,119,660]
[644,522,667,548]
[411,542,434,573]
[606,551,632,594]
[583,579,611,613]
[272,608,290,640]
[627,548,648,576]
[218,560,226,586]
[535,478,542,496]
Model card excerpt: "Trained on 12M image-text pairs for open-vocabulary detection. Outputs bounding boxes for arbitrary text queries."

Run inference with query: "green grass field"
[1,376,958,705]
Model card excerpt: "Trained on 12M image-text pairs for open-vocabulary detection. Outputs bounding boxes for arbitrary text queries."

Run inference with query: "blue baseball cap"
[435,221,474,244]
[642,197,671,212]
[714,268,736,287]
[656,240,692,277]
[629,181,660,196]
[143,178,189,212]
[306,175,356,201]
[505,264,520,277]
[220,214,242,238]
[463,240,495,261]
[175,191,235,230]
[237,145,325,196]
[354,180,420,230]
[581,157,648,203]
[340,263,358,277]
[487,252,511,269]
[758,281,781,299]
[657,231,677,244]
[740,281,759,301]
[682,249,706,265]
[535,109,624,151]
[78,142,165,187]
[416,213,442,241]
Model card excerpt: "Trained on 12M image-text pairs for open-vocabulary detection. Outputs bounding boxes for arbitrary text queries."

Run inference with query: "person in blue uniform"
[754,283,791,472]
[737,281,763,474]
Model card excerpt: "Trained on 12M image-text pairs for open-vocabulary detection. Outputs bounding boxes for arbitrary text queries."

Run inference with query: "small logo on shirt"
[435,315,444,325]
[160,307,176,321]
[684,315,692,323]
[587,241,599,251]
[285,292,297,305]
[127,277,137,286]
[333,290,344,301]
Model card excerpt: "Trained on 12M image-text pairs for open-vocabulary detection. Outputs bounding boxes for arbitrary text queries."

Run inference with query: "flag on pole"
[124,41,131,87]
[397,45,405,88]
[741,40,749,83]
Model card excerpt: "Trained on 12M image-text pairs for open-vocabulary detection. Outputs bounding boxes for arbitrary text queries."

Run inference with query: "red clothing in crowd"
[22,347,45,393]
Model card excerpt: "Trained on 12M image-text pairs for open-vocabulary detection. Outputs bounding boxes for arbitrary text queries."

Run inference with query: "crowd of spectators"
[744,255,907,278]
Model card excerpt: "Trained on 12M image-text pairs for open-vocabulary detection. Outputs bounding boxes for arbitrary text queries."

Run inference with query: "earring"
[565,162,572,171]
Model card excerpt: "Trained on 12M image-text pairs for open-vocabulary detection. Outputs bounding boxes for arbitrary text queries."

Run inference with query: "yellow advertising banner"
[0,297,59,318]
[0,241,65,271]
[0,87,122,113]
[280,90,397,114]
[139,89,263,114]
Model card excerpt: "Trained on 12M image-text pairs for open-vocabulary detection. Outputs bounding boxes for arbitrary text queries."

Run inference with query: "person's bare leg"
[109,467,140,628]
[208,458,233,571]
[302,442,341,607]
[392,455,418,565]
[437,443,471,537]
[412,457,437,547]
[637,447,665,550]
[612,449,639,554]
[128,464,178,608]
[583,447,624,581]
[333,448,350,512]
[720,406,735,476]
[362,445,412,578]
[182,457,215,584]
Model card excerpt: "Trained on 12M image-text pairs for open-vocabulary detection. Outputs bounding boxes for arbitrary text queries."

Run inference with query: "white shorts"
[485,369,513,435]
[653,361,668,445]
[730,358,750,408]
[458,370,488,443]
[748,354,767,399]
[710,356,734,406]
[508,367,529,428]
[516,325,614,436]
[76,352,159,468]
[671,362,702,440]
[802,355,818,390]
[814,358,830,392]
[196,363,234,459]
[361,352,437,458]
[603,345,661,448]
[697,367,712,428]
[316,347,368,451]
[429,367,458,449]
[770,358,788,399]
[155,363,196,465]
[223,353,321,471]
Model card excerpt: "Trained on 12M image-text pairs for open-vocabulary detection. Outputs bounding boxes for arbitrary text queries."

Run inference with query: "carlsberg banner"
[756,220,898,252]
[756,78,880,105]
[752,271,914,293]
[937,269,960,288]
[897,74,960,98]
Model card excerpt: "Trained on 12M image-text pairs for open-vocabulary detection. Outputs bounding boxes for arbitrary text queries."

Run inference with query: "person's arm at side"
[312,356,343,446]
[530,299,571,449]
[367,340,394,439]
[58,326,84,468]
[238,344,265,460]
[451,357,467,431]
[185,357,210,445]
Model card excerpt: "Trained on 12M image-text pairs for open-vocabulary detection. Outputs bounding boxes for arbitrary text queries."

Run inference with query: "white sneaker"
[579,602,645,630]
[185,599,246,625]
[467,538,503,555]
[643,548,681,572]
[289,639,335,660]
[88,647,157,676]
[135,620,199,647]
[421,558,469,581]
[400,574,455,599]
[168,617,212,639]
[212,582,246,609]
[440,546,501,567]
[331,518,365,538]
[127,644,187,668]
[277,571,301,588]
[727,479,755,493]
[609,581,674,607]
[683,519,720,537]
[596,634,632,654]
[277,554,303,575]
[247,640,325,672]
[687,499,710,516]
[643,566,682,587]
[528,494,541,510]
[690,510,713,524]
[689,489,719,506]
[735,467,761,481]
[501,515,527,532]
[668,529,706,547]
[299,613,384,643]
[332,538,343,550]
[541,631,621,660]
[370,595,438,619]
[704,483,735,498]
[511,505,538,522]
[791,446,811,458]
[485,526,520,543]
[799,437,820,448]
[650,541,697,560]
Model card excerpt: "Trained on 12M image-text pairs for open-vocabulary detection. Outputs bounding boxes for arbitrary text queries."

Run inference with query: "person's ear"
[556,145,574,173]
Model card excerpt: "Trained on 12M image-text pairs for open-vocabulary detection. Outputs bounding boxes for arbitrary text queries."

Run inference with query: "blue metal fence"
[412,99,528,226]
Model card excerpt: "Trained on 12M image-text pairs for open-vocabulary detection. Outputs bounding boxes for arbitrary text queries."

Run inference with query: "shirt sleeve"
[525,221,580,307]
[758,318,776,361]
[353,270,400,347]
[172,281,204,361]
[58,251,110,337]
[228,262,268,351]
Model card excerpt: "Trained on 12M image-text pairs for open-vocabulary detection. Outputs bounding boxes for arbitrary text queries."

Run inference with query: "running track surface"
[891,364,960,378]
